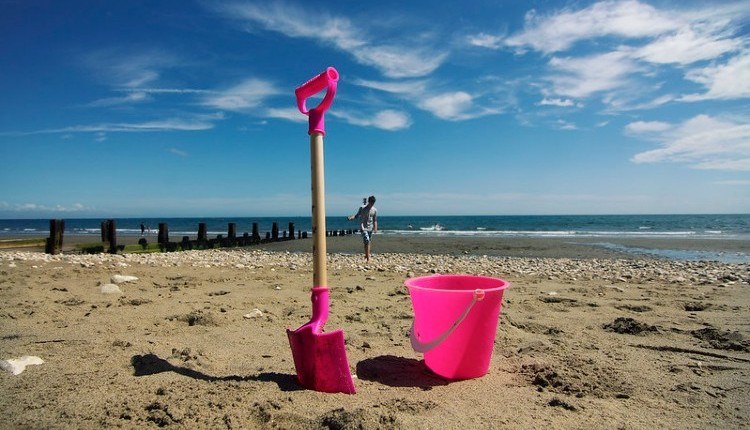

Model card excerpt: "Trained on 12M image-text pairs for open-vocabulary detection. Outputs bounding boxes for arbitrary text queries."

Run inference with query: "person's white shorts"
[361,230,374,244]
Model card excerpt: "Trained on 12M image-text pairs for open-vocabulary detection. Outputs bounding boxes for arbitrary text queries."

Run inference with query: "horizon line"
[1,212,748,221]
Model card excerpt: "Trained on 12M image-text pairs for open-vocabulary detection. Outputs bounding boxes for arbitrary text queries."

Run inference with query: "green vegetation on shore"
[75,240,228,254]
[0,238,46,249]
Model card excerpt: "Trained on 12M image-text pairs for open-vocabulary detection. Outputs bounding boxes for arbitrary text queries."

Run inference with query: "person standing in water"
[348,195,378,262]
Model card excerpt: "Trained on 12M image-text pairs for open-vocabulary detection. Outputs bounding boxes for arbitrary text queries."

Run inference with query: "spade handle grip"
[295,67,339,135]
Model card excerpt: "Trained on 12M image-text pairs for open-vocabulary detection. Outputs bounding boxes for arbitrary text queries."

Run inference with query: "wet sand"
[257,234,750,260]
[0,240,748,429]
[4,233,749,261]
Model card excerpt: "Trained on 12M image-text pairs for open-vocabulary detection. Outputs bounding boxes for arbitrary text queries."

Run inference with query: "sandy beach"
[1,237,748,429]
[4,232,749,261]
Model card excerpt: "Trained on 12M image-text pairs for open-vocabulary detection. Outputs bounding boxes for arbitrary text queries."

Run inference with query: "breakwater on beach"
[2,214,748,240]
[1,214,749,263]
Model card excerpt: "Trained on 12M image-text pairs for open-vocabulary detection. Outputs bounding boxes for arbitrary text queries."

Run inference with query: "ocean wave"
[419,224,444,231]
[1,215,747,241]
[73,228,100,233]
[380,229,746,239]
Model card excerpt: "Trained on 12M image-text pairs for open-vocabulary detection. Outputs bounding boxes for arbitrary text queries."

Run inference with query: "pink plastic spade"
[287,67,355,394]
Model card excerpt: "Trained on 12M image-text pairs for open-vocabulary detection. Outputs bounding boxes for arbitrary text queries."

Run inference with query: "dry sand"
[0,239,748,429]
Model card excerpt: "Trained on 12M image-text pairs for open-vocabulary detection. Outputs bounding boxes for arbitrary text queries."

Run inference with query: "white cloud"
[681,51,750,101]
[352,78,428,97]
[556,119,577,130]
[635,28,742,65]
[467,33,504,49]
[418,92,474,121]
[502,1,750,110]
[547,50,639,98]
[693,159,750,170]
[218,2,360,48]
[631,94,675,110]
[203,78,280,111]
[87,91,150,107]
[629,114,750,171]
[625,120,671,133]
[353,45,447,79]
[5,202,93,213]
[265,107,307,122]
[332,109,411,131]
[537,97,577,107]
[84,49,177,88]
[118,88,213,95]
[80,118,216,132]
[505,0,680,54]
[371,110,412,130]
[169,148,188,158]
[86,88,213,109]
[216,2,446,78]
[2,114,221,135]
[354,78,504,121]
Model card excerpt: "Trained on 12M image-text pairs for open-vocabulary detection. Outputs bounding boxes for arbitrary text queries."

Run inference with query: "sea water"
[1,214,748,263]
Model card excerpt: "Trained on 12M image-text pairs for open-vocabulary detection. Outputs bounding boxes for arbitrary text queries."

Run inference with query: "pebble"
[111,275,139,284]
[100,283,123,294]
[243,309,263,319]
[0,249,746,287]
[0,356,44,375]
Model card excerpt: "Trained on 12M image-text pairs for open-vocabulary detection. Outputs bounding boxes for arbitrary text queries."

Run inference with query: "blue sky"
[1,0,749,218]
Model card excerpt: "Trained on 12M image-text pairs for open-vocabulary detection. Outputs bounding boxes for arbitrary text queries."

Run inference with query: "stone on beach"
[0,248,745,287]
[100,283,123,294]
[0,356,44,375]
[111,275,138,284]
[243,309,263,319]
[0,242,748,429]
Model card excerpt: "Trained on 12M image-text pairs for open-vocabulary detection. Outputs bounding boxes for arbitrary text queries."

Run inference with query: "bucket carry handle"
[410,289,485,353]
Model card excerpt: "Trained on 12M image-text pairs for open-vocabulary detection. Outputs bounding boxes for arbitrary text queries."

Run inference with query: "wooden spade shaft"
[310,132,327,288]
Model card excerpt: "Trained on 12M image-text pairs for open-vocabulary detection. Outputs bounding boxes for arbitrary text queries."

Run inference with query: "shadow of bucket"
[406,274,510,380]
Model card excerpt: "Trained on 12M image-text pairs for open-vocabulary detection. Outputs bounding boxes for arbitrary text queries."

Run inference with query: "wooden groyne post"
[99,219,117,254]
[288,222,295,240]
[252,223,260,241]
[107,220,117,254]
[45,219,64,254]
[228,223,237,240]
[158,223,169,244]
[198,223,207,242]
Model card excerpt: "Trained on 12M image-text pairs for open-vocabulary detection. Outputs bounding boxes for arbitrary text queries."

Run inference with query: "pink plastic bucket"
[406,274,510,380]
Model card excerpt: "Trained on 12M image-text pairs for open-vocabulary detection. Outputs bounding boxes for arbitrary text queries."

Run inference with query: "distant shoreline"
[2,233,748,263]
[257,235,750,262]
